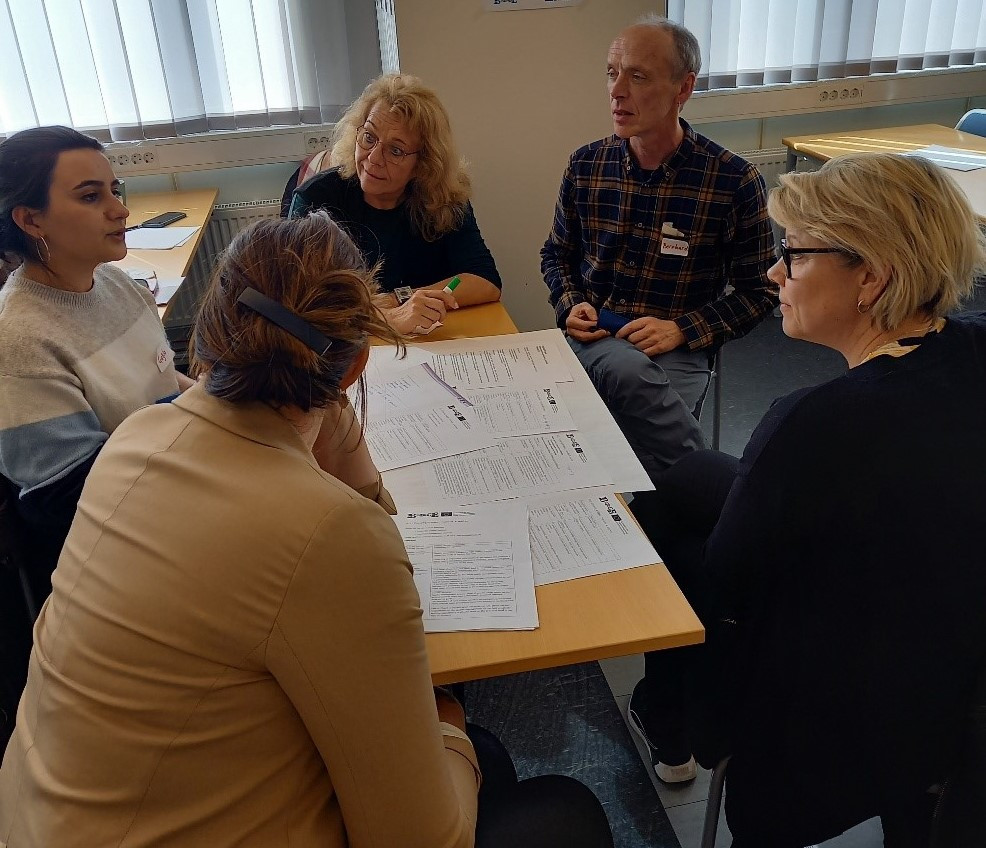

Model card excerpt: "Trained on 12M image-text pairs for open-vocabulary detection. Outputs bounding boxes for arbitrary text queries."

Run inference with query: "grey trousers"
[567,336,709,483]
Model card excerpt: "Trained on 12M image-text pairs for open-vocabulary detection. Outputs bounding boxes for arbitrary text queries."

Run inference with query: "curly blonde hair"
[330,74,471,242]
[769,153,986,331]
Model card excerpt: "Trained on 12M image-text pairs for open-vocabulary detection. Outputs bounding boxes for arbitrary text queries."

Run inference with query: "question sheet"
[529,490,661,585]
[395,502,537,632]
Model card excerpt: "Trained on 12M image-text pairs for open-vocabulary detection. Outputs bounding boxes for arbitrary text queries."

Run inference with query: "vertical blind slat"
[1,0,386,138]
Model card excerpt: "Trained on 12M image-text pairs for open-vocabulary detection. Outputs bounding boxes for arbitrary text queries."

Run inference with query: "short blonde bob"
[768,152,986,331]
[330,74,470,242]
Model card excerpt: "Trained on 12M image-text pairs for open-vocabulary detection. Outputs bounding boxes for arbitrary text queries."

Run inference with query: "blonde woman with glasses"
[289,74,501,335]
[627,153,986,847]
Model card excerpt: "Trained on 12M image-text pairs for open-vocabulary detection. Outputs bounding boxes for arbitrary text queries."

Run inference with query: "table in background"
[120,188,219,279]
[385,302,705,685]
[781,124,986,215]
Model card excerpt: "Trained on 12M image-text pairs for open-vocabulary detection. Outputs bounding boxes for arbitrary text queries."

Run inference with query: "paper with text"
[357,363,460,418]
[906,144,986,171]
[371,330,653,494]
[396,502,538,632]
[463,385,577,437]
[429,339,572,388]
[529,490,661,585]
[364,404,494,471]
[125,226,199,250]
[386,432,611,506]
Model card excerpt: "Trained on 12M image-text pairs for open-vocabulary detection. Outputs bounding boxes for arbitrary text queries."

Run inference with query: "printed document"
[529,490,661,585]
[906,145,986,171]
[386,432,612,506]
[364,404,494,472]
[463,385,577,437]
[125,226,199,250]
[357,363,462,418]
[395,502,538,632]
[428,337,573,388]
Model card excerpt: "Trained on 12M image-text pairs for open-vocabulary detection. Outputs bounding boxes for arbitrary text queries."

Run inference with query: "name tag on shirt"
[156,343,175,373]
[661,236,689,257]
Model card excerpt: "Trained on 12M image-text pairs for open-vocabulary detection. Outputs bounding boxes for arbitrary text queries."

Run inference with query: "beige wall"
[395,0,659,331]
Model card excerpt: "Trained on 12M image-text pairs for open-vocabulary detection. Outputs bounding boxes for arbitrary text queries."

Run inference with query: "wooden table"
[116,188,219,282]
[782,124,986,214]
[393,302,705,684]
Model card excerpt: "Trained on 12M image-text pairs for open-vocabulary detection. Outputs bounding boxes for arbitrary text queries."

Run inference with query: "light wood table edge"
[430,622,705,686]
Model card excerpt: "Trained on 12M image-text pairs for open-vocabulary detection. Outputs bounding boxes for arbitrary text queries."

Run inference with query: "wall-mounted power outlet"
[303,132,333,154]
[106,145,157,175]
[818,85,863,105]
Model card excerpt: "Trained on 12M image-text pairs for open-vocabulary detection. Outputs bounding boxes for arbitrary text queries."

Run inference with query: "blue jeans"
[567,336,709,482]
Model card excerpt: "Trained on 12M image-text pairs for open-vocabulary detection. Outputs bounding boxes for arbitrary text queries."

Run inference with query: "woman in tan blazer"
[0,212,611,848]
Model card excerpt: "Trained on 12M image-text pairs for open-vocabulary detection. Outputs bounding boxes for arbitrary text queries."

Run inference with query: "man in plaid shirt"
[541,15,776,483]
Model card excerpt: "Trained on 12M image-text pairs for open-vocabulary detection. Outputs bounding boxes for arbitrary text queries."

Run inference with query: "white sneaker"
[626,690,697,784]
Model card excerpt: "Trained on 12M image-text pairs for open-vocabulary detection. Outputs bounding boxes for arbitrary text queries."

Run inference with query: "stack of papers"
[905,145,986,172]
[363,330,659,633]
[126,226,199,250]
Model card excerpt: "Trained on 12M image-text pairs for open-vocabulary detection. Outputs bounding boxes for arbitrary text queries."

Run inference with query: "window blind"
[0,0,389,140]
[668,0,986,91]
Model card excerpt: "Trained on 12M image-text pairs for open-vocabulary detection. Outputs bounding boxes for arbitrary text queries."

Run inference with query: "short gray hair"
[635,13,702,79]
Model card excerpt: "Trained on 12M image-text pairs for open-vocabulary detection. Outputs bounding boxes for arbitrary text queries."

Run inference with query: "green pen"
[442,275,461,294]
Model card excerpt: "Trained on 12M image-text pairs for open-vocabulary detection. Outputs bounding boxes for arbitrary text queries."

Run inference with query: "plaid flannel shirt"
[541,121,777,351]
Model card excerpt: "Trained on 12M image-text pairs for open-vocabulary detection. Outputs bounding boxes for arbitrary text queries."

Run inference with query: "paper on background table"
[428,335,573,388]
[385,432,612,507]
[529,488,661,585]
[372,330,653,494]
[395,502,538,632]
[906,145,986,171]
[463,385,577,437]
[364,404,495,471]
[155,278,184,305]
[125,226,199,250]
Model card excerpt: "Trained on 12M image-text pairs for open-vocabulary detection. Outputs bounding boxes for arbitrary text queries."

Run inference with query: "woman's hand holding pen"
[385,288,458,335]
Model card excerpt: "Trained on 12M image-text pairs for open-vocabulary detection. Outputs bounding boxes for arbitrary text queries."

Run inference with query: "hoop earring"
[856,299,869,314]
[36,236,51,265]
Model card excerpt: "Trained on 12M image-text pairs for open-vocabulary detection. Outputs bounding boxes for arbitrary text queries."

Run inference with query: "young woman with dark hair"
[0,126,191,590]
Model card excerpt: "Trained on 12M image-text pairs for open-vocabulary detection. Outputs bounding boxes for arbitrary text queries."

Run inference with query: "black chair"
[0,476,37,754]
[700,657,986,848]
[691,348,723,452]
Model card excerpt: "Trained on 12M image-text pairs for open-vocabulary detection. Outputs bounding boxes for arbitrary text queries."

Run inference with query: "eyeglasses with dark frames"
[776,237,847,278]
[356,126,419,166]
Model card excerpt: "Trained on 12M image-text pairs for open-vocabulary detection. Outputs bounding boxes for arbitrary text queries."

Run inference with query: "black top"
[288,168,502,294]
[701,312,986,843]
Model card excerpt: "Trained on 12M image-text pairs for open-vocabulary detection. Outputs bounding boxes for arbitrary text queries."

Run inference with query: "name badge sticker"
[661,236,689,257]
[156,343,175,373]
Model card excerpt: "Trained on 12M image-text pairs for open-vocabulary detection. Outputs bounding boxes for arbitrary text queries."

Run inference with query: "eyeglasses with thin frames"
[356,126,419,166]
[776,237,847,279]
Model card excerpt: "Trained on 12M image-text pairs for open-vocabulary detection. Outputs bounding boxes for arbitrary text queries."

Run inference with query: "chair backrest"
[0,475,36,755]
[929,654,986,847]
[955,109,986,138]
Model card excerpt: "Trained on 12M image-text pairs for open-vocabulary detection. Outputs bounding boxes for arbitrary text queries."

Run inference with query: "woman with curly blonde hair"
[289,74,501,334]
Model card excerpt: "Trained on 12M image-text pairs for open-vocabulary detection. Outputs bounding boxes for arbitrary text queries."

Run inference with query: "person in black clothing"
[289,74,501,335]
[627,152,986,847]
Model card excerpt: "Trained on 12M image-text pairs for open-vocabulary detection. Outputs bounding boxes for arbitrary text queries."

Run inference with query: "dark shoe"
[627,681,696,784]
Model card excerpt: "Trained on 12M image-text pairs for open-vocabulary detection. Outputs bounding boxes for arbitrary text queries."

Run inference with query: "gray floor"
[467,299,986,847]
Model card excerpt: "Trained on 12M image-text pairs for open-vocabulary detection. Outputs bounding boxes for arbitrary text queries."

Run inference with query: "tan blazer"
[0,383,479,847]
